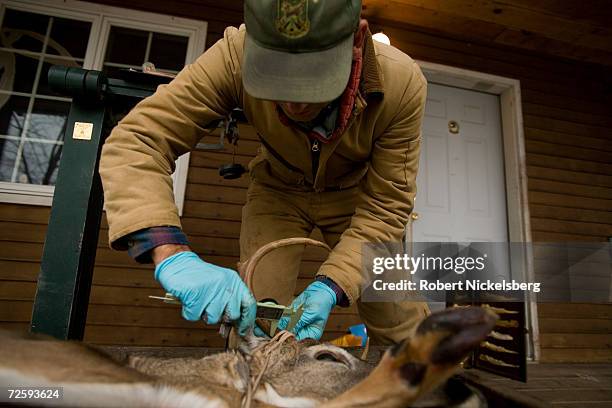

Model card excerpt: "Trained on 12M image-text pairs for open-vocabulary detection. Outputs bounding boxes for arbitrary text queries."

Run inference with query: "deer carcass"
[0,306,496,407]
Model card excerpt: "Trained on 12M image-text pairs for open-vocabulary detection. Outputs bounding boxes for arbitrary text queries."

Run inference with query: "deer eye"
[308,345,353,368]
[315,351,343,363]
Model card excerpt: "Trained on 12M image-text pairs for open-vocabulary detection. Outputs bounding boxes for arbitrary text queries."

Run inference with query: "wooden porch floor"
[463,363,612,408]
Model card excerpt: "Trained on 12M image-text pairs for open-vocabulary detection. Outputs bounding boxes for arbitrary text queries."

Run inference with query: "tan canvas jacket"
[100,25,427,304]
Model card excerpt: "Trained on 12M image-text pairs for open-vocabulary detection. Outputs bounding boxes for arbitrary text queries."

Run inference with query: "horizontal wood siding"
[0,1,610,360]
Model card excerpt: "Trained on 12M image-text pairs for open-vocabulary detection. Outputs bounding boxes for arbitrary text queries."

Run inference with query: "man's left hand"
[277,281,336,340]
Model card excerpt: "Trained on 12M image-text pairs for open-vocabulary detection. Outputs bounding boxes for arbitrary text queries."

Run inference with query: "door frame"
[415,60,539,361]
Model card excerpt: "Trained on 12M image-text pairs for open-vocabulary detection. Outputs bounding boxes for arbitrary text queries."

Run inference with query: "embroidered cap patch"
[276,0,310,39]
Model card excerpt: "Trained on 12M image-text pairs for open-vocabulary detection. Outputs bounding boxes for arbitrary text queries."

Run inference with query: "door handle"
[448,120,460,134]
[411,212,419,221]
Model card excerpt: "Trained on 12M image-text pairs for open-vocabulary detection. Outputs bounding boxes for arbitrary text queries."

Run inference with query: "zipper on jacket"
[311,139,320,183]
[258,133,303,173]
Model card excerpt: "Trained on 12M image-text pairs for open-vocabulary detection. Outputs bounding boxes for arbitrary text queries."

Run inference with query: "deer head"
[124,306,496,407]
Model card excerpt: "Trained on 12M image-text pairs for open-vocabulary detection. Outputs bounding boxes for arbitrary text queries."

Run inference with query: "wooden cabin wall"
[0,1,610,361]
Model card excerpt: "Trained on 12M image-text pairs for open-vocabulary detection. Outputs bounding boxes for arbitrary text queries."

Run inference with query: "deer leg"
[321,306,497,408]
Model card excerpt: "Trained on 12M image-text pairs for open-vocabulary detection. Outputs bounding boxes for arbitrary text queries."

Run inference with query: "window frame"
[0,0,208,216]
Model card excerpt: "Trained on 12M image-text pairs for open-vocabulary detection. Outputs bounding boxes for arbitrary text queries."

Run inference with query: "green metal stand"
[30,66,170,340]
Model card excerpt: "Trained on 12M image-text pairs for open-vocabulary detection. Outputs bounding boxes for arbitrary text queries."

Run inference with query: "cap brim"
[243,33,353,103]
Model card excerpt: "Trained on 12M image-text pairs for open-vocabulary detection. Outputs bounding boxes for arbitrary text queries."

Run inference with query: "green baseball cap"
[243,0,362,103]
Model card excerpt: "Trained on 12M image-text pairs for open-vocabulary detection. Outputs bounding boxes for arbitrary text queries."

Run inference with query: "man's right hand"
[153,247,256,336]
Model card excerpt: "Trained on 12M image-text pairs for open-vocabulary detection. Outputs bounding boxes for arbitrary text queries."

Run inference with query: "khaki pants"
[240,180,429,345]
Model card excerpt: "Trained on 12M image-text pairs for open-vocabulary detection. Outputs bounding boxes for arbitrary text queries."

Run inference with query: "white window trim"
[0,0,207,216]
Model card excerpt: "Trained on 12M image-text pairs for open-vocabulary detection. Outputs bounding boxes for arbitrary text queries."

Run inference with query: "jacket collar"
[360,29,384,97]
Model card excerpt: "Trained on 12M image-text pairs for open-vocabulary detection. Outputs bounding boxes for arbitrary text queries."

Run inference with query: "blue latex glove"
[154,251,256,336]
[277,281,336,340]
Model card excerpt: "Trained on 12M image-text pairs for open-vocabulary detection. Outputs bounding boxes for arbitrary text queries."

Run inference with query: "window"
[0,0,207,213]
[0,7,89,195]
[102,26,188,76]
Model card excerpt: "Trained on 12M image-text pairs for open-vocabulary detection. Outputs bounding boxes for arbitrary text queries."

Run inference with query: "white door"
[409,83,511,306]
[413,83,508,243]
